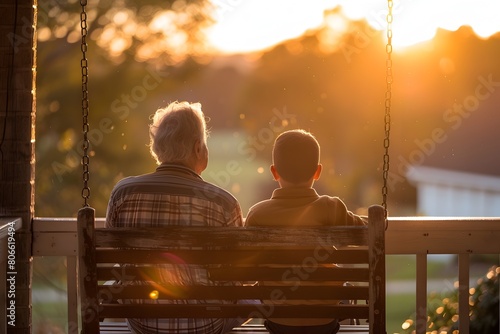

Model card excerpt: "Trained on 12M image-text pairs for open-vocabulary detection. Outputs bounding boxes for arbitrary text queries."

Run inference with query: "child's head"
[272,129,321,185]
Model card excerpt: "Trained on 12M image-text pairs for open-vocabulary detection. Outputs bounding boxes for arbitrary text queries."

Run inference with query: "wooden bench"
[77,205,386,334]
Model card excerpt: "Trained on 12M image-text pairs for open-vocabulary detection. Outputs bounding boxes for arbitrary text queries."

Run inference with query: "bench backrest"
[77,204,386,334]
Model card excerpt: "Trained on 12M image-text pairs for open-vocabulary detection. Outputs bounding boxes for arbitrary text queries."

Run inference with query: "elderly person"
[106,101,244,334]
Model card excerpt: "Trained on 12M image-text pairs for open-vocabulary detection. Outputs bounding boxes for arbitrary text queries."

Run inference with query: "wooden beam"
[0,1,36,332]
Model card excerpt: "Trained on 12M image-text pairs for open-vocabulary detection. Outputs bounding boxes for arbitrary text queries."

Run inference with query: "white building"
[407,166,500,216]
[406,89,500,217]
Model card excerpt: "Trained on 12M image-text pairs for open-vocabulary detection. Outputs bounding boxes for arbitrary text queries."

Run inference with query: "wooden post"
[0,1,36,332]
[368,205,386,334]
[458,254,470,334]
[77,206,99,334]
[415,254,428,334]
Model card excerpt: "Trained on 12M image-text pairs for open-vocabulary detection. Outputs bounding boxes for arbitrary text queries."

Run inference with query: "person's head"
[149,101,209,174]
[271,129,321,187]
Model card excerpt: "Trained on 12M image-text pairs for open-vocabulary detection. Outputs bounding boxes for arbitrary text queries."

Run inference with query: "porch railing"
[3,216,499,334]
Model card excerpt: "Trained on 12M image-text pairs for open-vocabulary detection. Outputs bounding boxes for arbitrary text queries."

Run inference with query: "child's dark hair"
[273,129,320,183]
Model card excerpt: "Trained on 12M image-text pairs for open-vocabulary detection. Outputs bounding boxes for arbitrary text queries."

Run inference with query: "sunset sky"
[206,0,500,53]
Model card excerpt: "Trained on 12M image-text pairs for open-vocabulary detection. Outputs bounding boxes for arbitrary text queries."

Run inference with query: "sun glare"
[390,16,438,49]
[386,0,500,50]
[206,0,341,54]
[206,0,500,54]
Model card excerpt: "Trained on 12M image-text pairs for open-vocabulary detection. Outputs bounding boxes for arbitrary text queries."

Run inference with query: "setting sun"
[206,0,500,53]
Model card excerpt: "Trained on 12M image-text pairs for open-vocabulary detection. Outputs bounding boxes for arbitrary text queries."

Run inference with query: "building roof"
[422,88,500,177]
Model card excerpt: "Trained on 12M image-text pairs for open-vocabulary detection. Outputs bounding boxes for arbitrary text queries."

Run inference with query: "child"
[246,129,365,334]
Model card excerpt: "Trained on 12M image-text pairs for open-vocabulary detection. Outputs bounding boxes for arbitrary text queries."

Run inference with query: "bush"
[400,265,499,334]
[468,266,499,334]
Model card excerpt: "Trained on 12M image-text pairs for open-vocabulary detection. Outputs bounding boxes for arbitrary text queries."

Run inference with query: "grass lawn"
[32,300,68,333]
[386,293,415,334]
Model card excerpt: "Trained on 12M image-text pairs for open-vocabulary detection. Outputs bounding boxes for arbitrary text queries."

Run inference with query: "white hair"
[149,101,207,165]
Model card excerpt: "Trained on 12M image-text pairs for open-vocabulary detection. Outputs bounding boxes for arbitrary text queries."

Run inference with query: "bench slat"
[95,226,368,249]
[95,249,368,265]
[208,267,369,281]
[99,304,369,319]
[96,266,369,282]
[97,285,370,300]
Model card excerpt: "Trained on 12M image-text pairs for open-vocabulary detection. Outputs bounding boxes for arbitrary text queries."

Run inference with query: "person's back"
[106,101,243,334]
[108,165,241,228]
[246,129,365,334]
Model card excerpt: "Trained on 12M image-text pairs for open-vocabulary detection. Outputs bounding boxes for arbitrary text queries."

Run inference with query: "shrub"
[400,265,499,334]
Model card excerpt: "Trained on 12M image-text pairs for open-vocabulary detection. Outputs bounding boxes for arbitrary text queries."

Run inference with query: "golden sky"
[206,0,500,53]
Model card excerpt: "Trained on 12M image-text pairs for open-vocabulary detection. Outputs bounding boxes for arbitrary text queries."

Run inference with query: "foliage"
[35,1,214,217]
[400,266,499,334]
[37,0,214,65]
[468,266,500,334]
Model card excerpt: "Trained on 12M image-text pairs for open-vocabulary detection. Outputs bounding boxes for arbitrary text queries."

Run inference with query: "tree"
[35,0,215,217]
[37,0,214,64]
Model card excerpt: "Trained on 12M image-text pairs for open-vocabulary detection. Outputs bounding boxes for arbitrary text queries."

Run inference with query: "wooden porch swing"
[75,1,392,333]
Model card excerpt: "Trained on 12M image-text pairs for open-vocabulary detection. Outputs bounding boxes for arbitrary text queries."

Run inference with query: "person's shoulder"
[318,194,347,206]
[245,199,275,226]
[199,180,239,201]
[110,175,138,194]
[317,194,366,226]
[194,181,243,215]
[109,172,159,201]
[114,175,138,187]
[248,197,272,209]
[247,198,274,213]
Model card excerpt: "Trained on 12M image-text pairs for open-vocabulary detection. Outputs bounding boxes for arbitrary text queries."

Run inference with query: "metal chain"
[80,0,91,206]
[382,0,393,219]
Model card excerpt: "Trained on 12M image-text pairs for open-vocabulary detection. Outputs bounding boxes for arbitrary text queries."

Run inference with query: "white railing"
[29,216,500,334]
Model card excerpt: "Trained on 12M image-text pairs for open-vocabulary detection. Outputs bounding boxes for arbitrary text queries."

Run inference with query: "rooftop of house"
[422,88,500,178]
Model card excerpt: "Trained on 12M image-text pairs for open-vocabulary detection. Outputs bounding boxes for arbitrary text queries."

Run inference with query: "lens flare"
[149,290,159,299]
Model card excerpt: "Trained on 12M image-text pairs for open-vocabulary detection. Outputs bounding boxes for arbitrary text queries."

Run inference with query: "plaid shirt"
[106,164,243,334]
